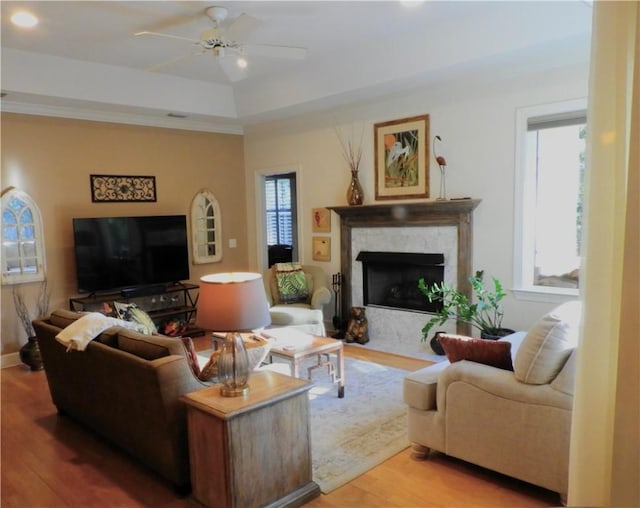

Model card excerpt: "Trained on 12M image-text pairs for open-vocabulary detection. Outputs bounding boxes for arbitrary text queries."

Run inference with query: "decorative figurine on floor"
[344,306,369,344]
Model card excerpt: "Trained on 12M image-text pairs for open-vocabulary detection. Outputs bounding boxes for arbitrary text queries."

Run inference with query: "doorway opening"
[264,172,298,267]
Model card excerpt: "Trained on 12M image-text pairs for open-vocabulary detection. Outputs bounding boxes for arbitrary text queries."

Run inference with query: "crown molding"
[0,100,244,135]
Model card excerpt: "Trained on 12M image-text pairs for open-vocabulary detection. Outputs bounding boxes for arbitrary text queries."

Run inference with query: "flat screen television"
[72,215,190,294]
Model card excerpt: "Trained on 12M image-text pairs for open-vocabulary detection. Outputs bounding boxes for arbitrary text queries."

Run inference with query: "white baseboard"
[1,352,22,369]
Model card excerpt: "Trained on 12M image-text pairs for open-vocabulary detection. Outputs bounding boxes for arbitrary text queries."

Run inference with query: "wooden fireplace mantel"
[328,199,481,336]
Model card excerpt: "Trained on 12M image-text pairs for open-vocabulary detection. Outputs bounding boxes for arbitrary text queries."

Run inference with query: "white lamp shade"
[196,272,271,332]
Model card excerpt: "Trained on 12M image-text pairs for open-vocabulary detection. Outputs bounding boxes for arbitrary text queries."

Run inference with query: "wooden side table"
[181,370,320,508]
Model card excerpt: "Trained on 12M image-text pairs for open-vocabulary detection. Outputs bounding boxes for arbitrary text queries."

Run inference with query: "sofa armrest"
[310,286,331,309]
[436,360,573,413]
[403,361,451,410]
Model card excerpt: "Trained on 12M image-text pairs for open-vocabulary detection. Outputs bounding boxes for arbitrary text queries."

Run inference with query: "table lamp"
[196,272,271,397]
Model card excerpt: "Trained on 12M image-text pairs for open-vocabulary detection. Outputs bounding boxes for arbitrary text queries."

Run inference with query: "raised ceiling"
[1,1,593,133]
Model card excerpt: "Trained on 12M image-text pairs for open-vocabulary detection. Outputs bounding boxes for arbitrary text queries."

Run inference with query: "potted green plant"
[418,270,513,348]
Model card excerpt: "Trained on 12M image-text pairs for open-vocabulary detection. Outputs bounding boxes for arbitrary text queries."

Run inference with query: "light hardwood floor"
[1,338,560,507]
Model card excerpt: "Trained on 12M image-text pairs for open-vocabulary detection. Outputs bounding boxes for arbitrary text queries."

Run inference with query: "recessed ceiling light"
[11,11,38,28]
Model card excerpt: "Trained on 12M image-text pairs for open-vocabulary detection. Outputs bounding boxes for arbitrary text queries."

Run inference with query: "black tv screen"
[72,215,190,294]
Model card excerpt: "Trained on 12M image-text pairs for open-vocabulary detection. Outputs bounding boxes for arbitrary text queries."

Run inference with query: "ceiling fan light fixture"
[11,10,39,28]
[213,46,225,58]
[236,56,248,69]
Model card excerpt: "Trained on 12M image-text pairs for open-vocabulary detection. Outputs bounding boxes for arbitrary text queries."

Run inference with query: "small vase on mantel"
[347,169,364,206]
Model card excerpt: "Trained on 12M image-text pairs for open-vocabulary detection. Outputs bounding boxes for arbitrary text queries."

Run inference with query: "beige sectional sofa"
[404,302,581,502]
[33,309,209,490]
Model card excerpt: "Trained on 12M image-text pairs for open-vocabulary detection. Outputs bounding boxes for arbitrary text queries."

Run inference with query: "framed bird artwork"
[374,114,430,200]
[312,208,331,232]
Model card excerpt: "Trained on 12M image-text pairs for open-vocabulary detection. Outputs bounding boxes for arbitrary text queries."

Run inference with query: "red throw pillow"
[438,334,513,371]
[179,337,201,378]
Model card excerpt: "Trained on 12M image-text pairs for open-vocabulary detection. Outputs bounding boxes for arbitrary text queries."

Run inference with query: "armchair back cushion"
[514,300,582,385]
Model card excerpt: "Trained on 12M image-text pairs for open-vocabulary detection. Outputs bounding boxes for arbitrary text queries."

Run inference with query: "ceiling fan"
[134,6,307,82]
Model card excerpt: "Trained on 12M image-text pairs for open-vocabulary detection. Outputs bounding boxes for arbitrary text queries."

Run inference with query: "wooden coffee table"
[268,335,345,398]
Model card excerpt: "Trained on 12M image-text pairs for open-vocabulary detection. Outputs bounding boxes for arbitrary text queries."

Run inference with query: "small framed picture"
[312,236,331,262]
[312,208,331,233]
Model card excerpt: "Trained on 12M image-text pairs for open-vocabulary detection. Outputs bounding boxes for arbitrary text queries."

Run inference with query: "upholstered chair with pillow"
[403,301,582,505]
[263,263,331,336]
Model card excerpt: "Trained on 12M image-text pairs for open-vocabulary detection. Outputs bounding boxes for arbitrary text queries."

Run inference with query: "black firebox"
[356,251,444,313]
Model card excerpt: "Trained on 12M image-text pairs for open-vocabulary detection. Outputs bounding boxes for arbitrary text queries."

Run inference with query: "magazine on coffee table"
[259,327,315,349]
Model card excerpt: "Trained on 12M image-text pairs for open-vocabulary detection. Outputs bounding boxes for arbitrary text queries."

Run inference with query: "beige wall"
[243,63,589,336]
[1,113,248,355]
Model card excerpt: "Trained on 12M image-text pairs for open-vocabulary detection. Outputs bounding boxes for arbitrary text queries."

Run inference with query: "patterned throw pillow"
[179,336,201,378]
[112,302,158,335]
[438,334,514,371]
[198,336,271,382]
[274,262,309,304]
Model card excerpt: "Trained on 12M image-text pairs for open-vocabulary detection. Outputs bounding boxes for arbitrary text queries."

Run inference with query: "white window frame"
[190,189,222,264]
[1,188,46,285]
[513,98,586,303]
[255,166,303,270]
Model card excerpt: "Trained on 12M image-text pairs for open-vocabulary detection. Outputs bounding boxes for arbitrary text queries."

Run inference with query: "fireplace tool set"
[331,273,346,339]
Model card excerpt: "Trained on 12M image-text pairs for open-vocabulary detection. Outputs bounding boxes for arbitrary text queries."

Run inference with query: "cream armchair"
[403,302,581,504]
[263,264,331,336]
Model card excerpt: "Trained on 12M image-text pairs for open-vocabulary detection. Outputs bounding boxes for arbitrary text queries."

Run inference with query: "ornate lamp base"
[220,384,250,397]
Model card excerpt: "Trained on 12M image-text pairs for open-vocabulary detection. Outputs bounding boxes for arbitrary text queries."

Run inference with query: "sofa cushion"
[514,301,582,385]
[198,336,271,382]
[550,348,578,395]
[274,262,309,304]
[118,334,168,360]
[49,309,83,328]
[438,334,514,371]
[116,331,185,360]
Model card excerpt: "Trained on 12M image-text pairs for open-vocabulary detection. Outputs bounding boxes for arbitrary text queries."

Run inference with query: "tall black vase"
[429,331,447,355]
[480,328,516,341]
[20,336,43,371]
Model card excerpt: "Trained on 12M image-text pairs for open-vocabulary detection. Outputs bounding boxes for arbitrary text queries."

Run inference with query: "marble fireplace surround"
[329,200,481,359]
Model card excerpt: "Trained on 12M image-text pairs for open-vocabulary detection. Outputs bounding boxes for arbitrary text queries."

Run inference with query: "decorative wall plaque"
[90,174,157,202]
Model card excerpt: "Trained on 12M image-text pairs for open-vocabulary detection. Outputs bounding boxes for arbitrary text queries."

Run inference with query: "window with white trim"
[514,99,587,299]
[1,189,46,284]
[190,190,222,264]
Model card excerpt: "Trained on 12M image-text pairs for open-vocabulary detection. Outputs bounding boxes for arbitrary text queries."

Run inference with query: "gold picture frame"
[312,208,331,233]
[374,114,430,200]
[312,236,331,262]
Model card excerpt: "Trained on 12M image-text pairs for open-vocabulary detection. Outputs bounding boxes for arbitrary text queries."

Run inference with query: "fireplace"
[356,251,444,313]
[329,201,481,345]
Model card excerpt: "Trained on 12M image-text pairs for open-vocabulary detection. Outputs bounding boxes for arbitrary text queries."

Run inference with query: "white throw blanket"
[55,312,142,351]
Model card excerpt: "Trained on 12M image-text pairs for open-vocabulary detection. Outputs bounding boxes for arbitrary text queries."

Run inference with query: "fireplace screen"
[356,251,444,313]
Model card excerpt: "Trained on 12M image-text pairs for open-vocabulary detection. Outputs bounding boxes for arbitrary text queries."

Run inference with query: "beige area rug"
[304,357,410,493]
[196,352,411,494]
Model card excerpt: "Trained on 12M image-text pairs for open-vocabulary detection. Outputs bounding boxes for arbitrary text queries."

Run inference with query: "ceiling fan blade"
[145,51,205,72]
[217,57,248,83]
[134,31,199,45]
[141,13,198,33]
[224,13,261,41]
[244,44,307,60]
